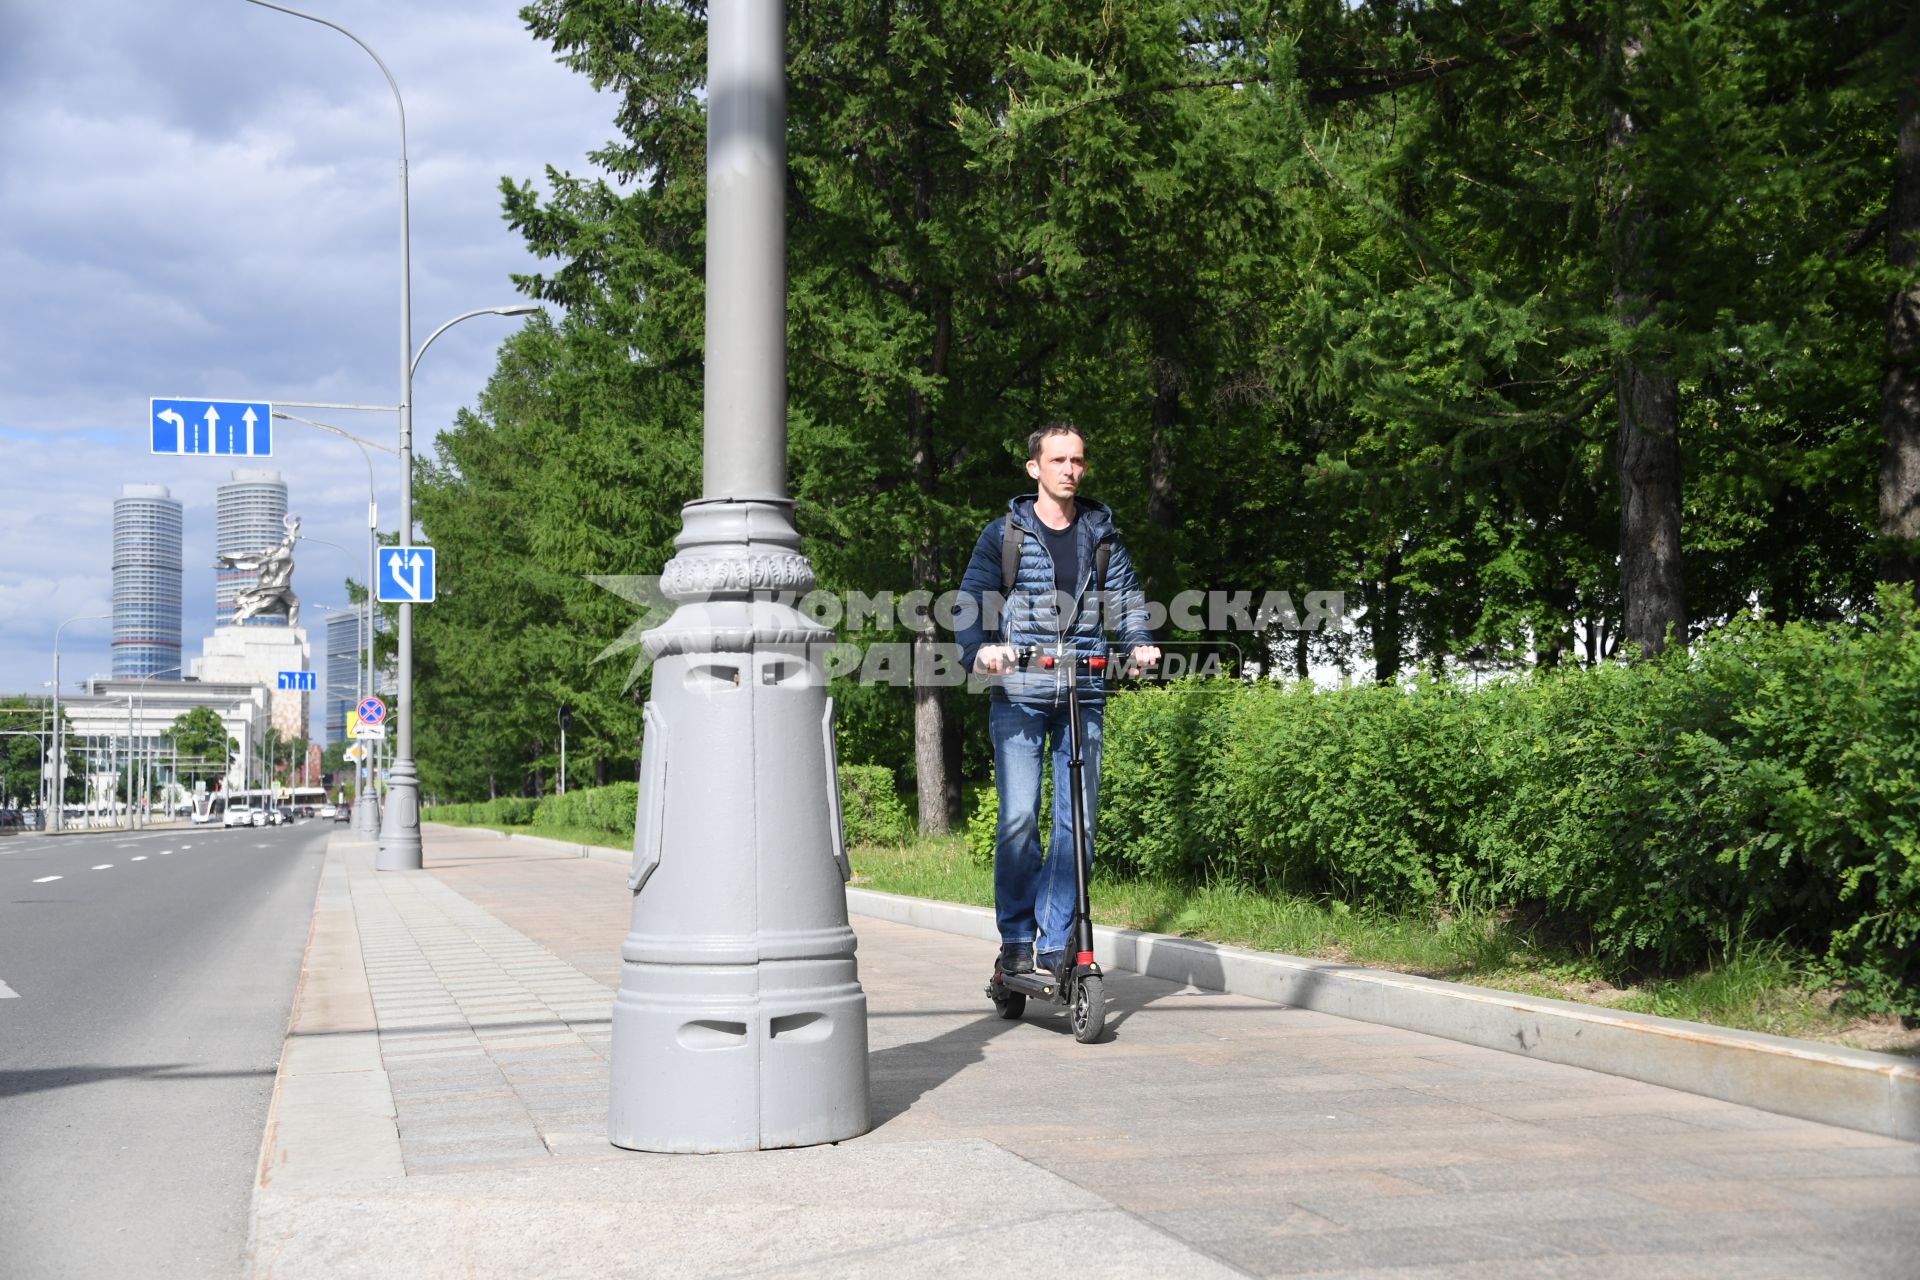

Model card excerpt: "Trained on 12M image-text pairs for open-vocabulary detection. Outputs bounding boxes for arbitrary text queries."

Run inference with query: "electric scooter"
[984,645,1127,1044]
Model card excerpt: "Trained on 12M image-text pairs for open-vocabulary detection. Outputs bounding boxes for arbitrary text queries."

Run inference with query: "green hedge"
[534,783,639,839]
[1095,595,1920,1014]
[425,796,542,827]
[839,764,914,847]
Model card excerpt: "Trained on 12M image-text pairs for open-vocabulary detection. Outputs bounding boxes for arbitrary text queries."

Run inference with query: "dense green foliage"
[1097,592,1920,1013]
[836,765,915,848]
[0,696,76,807]
[166,706,236,782]
[414,1,1912,809]
[406,4,1916,1009]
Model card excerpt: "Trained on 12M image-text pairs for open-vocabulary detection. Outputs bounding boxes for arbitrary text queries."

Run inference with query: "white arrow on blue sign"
[276,671,317,692]
[150,398,274,456]
[378,546,436,603]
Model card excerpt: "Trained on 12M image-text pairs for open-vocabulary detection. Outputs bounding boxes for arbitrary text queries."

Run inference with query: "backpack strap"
[1000,520,1024,597]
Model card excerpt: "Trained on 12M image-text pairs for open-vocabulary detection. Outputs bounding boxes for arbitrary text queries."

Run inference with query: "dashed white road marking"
[131,856,148,861]
[32,875,61,883]
[0,979,18,999]
[159,850,173,855]
[92,864,113,870]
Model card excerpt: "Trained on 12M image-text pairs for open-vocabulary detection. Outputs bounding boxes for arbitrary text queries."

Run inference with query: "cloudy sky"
[0,0,613,731]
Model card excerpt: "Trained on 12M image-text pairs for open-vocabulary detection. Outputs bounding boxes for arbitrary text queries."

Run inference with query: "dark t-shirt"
[1038,513,1081,596]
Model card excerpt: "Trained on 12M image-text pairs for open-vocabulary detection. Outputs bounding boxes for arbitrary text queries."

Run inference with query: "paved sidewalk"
[250,827,1920,1278]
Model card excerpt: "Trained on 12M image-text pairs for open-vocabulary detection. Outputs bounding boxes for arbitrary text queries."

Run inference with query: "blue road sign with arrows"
[150,398,274,456]
[276,671,317,692]
[378,546,436,604]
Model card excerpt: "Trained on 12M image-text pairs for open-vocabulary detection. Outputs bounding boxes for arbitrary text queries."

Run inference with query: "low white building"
[59,677,272,800]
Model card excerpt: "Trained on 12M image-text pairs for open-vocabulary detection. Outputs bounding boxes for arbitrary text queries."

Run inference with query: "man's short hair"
[1027,421,1086,459]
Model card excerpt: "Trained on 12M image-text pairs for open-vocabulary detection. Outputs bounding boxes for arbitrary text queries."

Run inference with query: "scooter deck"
[993,960,1102,1002]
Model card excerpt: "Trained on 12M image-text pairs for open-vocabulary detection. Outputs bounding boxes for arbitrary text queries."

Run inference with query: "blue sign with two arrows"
[150,398,273,456]
[377,546,436,604]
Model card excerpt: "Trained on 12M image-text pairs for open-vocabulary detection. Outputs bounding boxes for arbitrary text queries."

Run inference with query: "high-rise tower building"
[324,604,389,744]
[111,484,183,679]
[215,468,289,626]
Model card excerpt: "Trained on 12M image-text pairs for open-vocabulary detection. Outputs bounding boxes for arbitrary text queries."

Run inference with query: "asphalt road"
[0,819,330,1279]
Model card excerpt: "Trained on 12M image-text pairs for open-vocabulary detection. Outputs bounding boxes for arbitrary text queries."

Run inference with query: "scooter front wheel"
[1070,974,1106,1043]
[993,990,1026,1020]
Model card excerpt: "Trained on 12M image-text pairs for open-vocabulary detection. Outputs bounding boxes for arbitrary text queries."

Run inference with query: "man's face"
[1026,431,1086,503]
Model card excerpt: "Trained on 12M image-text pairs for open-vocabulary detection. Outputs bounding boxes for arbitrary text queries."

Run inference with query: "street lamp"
[278,413,385,835]
[241,0,535,869]
[130,665,182,829]
[49,612,109,832]
[382,301,536,867]
[606,0,869,1153]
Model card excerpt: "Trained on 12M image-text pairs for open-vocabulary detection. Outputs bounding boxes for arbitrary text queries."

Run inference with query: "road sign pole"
[608,0,870,1153]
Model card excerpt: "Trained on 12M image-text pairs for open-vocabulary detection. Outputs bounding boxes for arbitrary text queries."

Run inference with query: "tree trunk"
[1368,544,1404,684]
[1881,86,1920,587]
[909,288,954,836]
[1609,33,1686,657]
[1148,343,1180,533]
[1615,359,1684,654]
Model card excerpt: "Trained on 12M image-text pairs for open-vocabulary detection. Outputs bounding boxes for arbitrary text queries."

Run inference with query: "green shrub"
[425,795,542,827]
[839,764,914,847]
[534,783,639,839]
[1083,591,1920,1014]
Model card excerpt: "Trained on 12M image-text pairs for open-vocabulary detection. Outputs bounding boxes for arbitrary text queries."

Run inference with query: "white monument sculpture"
[216,515,302,627]
[193,514,312,739]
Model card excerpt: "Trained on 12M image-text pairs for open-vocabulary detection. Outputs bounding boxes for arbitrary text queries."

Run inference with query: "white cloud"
[0,1,612,727]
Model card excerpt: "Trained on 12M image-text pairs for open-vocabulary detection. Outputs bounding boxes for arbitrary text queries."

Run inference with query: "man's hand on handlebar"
[973,644,1017,676]
[1128,645,1162,674]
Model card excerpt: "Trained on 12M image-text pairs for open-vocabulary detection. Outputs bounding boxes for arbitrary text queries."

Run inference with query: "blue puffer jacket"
[954,495,1152,707]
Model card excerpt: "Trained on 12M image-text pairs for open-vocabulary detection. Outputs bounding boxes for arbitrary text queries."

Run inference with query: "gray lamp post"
[242,0,416,863]
[378,302,538,867]
[48,612,109,833]
[131,664,182,829]
[607,0,869,1153]
[276,412,388,837]
[242,1,534,867]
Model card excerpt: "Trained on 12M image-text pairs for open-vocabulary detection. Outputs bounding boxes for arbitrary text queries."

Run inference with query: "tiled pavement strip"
[248,828,1920,1278]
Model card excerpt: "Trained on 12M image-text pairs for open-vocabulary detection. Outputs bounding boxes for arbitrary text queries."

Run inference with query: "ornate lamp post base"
[376,759,423,869]
[608,498,870,1152]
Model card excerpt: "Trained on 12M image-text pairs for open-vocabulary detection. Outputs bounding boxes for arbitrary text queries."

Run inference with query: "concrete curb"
[844,887,1920,1143]
[253,836,404,1208]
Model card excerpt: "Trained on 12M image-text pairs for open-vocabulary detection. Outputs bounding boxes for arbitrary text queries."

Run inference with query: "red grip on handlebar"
[1089,656,1107,671]
[1040,655,1055,669]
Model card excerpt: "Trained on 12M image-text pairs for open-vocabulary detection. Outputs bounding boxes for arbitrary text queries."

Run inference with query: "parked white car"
[317,804,337,820]
[223,805,254,828]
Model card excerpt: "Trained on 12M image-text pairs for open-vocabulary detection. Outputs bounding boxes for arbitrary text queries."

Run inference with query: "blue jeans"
[991,697,1102,957]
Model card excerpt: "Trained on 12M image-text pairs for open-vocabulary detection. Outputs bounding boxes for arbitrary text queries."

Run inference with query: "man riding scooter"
[954,423,1159,997]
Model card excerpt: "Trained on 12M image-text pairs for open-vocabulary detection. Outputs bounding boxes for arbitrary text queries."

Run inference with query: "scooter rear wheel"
[992,990,1026,1020]
[1070,974,1105,1043]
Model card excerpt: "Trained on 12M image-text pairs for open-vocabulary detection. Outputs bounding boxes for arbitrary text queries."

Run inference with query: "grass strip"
[851,835,1915,1056]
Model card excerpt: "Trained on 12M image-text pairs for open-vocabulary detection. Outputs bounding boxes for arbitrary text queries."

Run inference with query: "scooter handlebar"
[1009,647,1154,676]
